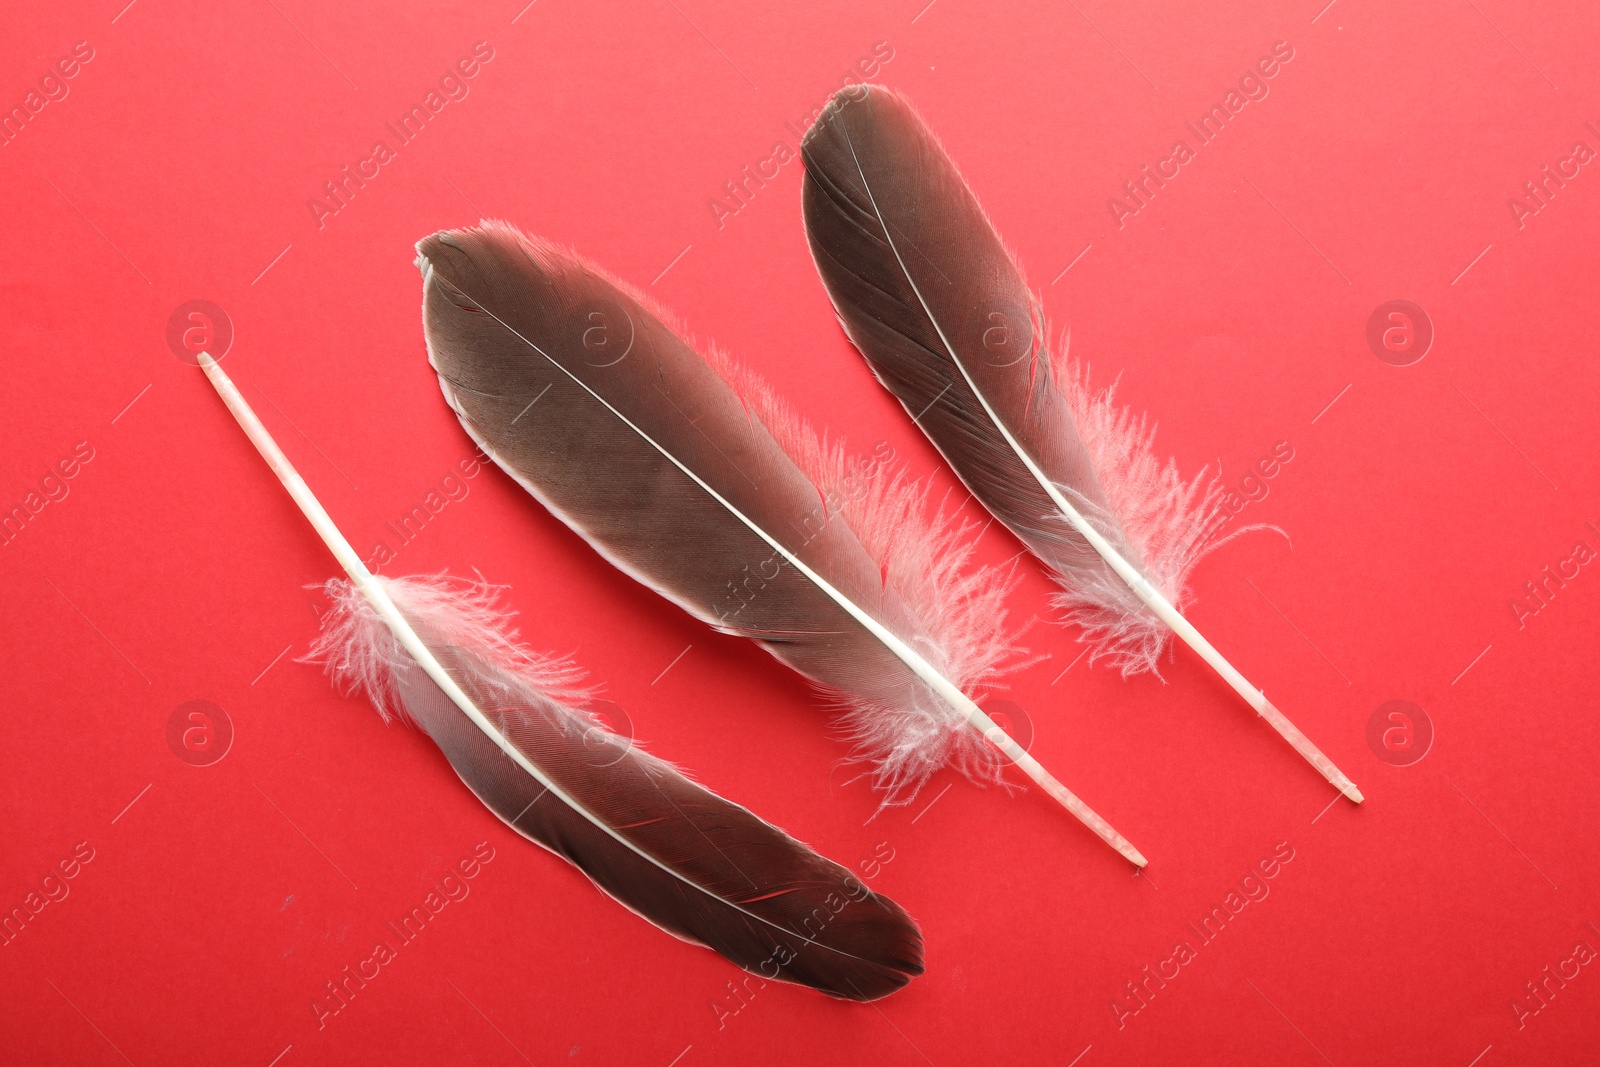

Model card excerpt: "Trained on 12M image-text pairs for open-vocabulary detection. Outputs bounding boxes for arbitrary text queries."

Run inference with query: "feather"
[800,85,1361,802]
[197,354,924,1001]
[313,574,923,1000]
[415,221,1148,865]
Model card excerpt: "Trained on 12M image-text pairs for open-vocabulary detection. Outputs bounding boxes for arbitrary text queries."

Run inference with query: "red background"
[3,1,1598,1064]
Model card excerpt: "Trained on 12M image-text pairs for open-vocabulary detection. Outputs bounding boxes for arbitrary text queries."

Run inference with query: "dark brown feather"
[800,85,1158,634]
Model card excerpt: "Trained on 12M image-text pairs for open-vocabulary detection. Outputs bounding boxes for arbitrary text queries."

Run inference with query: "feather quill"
[415,221,1148,865]
[197,353,924,1001]
[800,85,1361,802]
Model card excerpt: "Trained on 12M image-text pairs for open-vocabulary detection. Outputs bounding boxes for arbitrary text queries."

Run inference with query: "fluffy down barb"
[1050,355,1225,677]
[718,358,1022,800]
[307,572,594,724]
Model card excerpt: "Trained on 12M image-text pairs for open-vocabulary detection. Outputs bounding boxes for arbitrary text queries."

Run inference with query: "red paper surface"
[3,1,1598,1064]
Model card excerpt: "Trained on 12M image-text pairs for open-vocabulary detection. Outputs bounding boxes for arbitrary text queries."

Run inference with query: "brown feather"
[801,86,1188,666]
[315,575,923,1001]
[416,222,1011,797]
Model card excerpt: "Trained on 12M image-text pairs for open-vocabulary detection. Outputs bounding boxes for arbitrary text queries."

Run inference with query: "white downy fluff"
[306,572,597,726]
[1049,341,1228,678]
[722,357,1023,802]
